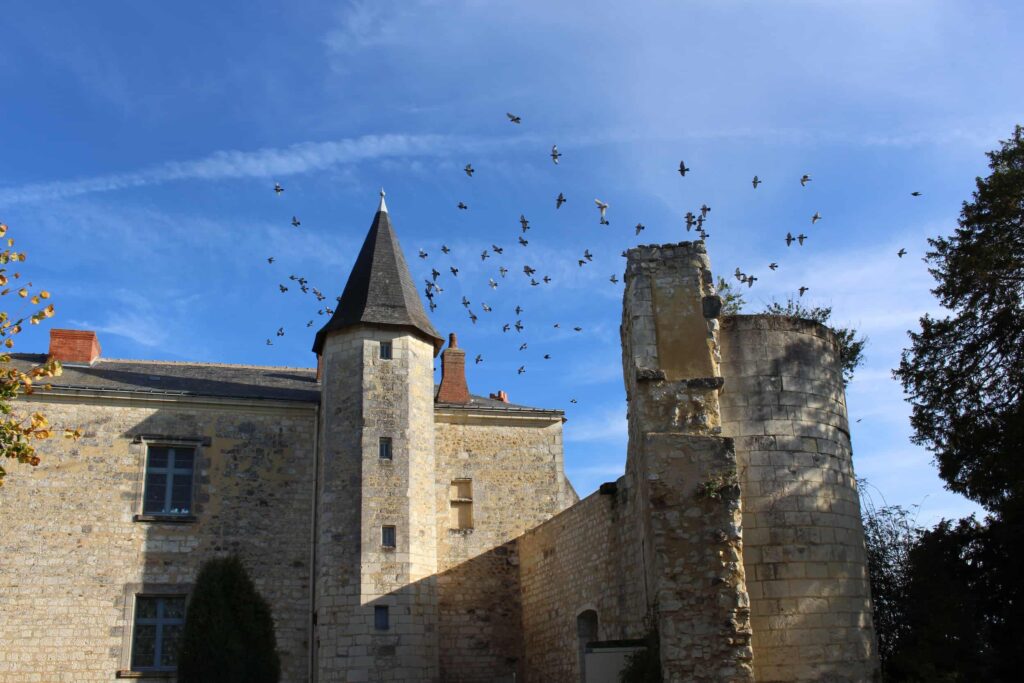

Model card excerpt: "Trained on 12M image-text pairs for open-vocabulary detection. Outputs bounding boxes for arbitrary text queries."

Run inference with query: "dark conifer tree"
[177,555,281,683]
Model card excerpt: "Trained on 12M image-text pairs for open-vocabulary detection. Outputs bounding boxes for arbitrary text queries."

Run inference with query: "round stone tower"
[718,315,878,683]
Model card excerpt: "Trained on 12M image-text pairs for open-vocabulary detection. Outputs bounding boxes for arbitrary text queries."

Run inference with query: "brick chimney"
[436,332,470,404]
[48,329,101,365]
[488,390,509,403]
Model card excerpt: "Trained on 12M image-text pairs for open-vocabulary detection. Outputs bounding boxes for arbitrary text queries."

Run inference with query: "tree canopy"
[894,125,1024,515]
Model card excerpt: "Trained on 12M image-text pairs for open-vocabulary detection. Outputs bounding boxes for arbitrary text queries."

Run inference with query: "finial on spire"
[378,187,388,214]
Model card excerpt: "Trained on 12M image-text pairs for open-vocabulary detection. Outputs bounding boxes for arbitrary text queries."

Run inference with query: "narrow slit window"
[142,446,196,516]
[374,605,390,630]
[378,437,393,460]
[381,525,396,548]
[449,479,473,530]
[379,341,393,360]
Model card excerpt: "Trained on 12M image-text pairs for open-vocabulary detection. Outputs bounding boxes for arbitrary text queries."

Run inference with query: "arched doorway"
[576,609,599,683]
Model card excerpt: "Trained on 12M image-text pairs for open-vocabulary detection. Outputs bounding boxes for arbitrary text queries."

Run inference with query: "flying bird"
[573,326,582,332]
[515,320,524,332]
[306,320,313,327]
[551,145,561,164]
[523,265,536,276]
[519,343,528,351]
[799,286,810,296]
[461,296,471,308]
[276,327,285,337]
[556,192,566,209]
[507,112,522,124]
[475,354,483,364]
[769,262,778,271]
[543,354,551,360]
[499,266,508,277]
[584,249,593,262]
[450,266,459,277]
[441,245,451,254]
[911,191,922,197]
[481,250,490,261]
[279,284,288,293]
[800,174,812,187]
[291,216,301,227]
[578,259,586,267]
[752,176,762,189]
[492,244,504,254]
[489,278,498,289]
[419,249,429,259]
[746,275,757,288]
[610,275,619,284]
[481,303,492,313]
[678,161,690,176]
[685,212,696,231]
[635,223,645,236]
[786,232,795,247]
[530,278,539,286]
[464,164,474,177]
[897,248,907,258]
[518,236,529,247]
[266,339,273,346]
[468,311,478,324]
[503,323,511,332]
[811,212,822,225]
[542,275,551,284]
[517,366,526,375]
[274,182,284,194]
[570,398,578,404]
[797,233,808,245]
[431,268,441,281]
[457,202,468,210]
[595,199,609,225]
[700,204,710,218]
[520,214,530,232]
[267,257,275,264]
[515,305,524,315]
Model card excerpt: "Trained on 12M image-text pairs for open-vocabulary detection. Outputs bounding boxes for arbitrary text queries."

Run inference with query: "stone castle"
[0,195,879,682]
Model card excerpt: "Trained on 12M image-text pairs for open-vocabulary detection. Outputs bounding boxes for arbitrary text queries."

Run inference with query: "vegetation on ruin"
[716,276,746,316]
[864,125,1024,681]
[0,220,75,487]
[177,555,281,683]
[695,468,740,501]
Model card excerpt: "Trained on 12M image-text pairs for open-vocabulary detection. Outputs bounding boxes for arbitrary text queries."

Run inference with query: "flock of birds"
[262,112,921,403]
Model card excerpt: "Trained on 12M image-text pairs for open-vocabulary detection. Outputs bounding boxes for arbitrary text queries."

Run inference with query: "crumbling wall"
[719,315,879,682]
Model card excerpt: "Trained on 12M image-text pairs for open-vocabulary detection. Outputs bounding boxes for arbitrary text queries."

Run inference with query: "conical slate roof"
[313,194,443,355]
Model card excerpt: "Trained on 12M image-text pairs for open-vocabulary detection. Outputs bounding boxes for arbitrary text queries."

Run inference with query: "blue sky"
[3,1,1021,523]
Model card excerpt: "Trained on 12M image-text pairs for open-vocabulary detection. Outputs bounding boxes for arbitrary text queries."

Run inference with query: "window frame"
[379,340,393,360]
[378,436,393,461]
[129,593,188,673]
[374,605,390,631]
[140,442,198,519]
[381,525,397,549]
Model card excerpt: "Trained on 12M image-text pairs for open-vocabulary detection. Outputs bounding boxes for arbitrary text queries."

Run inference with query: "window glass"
[379,437,393,460]
[374,605,390,630]
[382,526,396,548]
[131,596,186,671]
[380,341,393,359]
[142,446,195,515]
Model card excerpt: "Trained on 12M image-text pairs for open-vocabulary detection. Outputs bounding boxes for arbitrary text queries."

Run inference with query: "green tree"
[894,125,1024,515]
[761,297,866,384]
[0,219,70,487]
[177,555,281,683]
[716,276,746,315]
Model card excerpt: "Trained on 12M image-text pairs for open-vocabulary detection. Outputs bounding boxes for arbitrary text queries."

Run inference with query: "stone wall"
[0,392,316,683]
[433,409,572,682]
[719,315,879,682]
[518,479,647,683]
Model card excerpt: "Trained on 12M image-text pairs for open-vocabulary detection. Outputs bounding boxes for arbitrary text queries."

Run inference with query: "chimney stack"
[48,329,101,365]
[436,332,470,404]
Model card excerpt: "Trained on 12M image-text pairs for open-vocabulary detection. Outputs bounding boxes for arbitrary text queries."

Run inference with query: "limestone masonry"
[0,198,878,682]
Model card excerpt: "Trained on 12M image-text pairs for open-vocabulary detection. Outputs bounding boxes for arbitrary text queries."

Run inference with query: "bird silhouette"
[266,338,273,345]
[489,278,498,289]
[419,249,429,259]
[519,343,528,351]
[518,236,529,247]
[595,199,609,225]
[306,320,314,327]
[544,354,551,360]
[573,326,582,332]
[499,266,508,277]
[584,249,593,262]
[279,284,288,293]
[769,262,778,271]
[752,176,762,189]
[274,182,284,194]
[685,212,696,231]
[799,286,810,296]
[431,268,441,281]
[556,192,566,209]
[551,145,561,164]
[746,275,758,288]
[481,250,490,261]
[481,303,492,313]
[492,244,504,254]
[523,265,536,276]
[507,113,522,124]
[515,320,524,332]
[291,216,301,227]
[911,191,922,197]
[267,257,275,264]
[276,327,285,337]
[503,323,511,332]
[520,214,530,232]
[468,311,478,324]
[461,296,471,308]
[897,248,907,258]
[517,366,526,374]
[635,223,645,235]
[797,233,808,245]
[464,164,474,177]
[553,323,560,328]
[578,259,586,267]
[800,174,812,187]
[679,161,690,176]
[811,212,822,224]
[441,245,451,254]
[700,204,711,218]
[610,275,619,284]
[450,266,459,276]
[569,398,578,404]
[529,278,539,286]
[786,232,795,247]
[475,354,483,364]
[457,202,468,210]
[515,305,524,315]
[543,275,551,284]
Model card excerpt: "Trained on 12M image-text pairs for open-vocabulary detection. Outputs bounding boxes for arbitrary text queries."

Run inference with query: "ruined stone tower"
[313,192,443,681]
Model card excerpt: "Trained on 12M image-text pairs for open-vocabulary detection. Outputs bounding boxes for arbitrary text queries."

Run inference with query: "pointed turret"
[313,190,443,355]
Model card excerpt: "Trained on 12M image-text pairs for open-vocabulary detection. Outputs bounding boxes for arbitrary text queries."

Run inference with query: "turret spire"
[378,187,388,214]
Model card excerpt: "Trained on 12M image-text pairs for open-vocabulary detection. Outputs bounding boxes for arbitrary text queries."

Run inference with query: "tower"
[313,192,443,682]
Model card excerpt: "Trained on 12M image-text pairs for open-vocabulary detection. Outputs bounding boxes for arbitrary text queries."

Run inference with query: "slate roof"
[313,202,442,355]
[8,354,560,415]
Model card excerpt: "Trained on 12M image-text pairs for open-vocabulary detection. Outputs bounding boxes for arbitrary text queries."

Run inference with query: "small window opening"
[379,341,393,360]
[374,605,390,630]
[379,437,393,460]
[381,525,396,548]
[449,479,473,530]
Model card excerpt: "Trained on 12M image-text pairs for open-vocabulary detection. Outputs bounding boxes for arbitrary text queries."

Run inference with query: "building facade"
[0,197,878,682]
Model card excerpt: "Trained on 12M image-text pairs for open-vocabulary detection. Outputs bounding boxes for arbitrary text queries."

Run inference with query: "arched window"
[576,609,599,683]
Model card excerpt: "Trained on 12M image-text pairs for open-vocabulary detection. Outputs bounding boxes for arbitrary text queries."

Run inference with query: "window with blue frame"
[131,595,186,671]
[374,605,390,630]
[142,446,195,516]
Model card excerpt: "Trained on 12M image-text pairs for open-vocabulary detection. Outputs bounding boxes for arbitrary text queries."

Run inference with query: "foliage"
[0,220,71,487]
[716,276,746,315]
[859,488,923,677]
[761,297,867,384]
[894,125,1024,515]
[619,629,661,683]
[177,555,281,683]
[695,468,739,500]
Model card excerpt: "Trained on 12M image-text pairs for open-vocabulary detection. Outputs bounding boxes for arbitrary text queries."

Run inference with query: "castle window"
[143,446,195,516]
[131,595,186,672]
[379,341,393,360]
[379,437,393,460]
[381,525,396,548]
[449,479,473,530]
[374,605,390,630]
